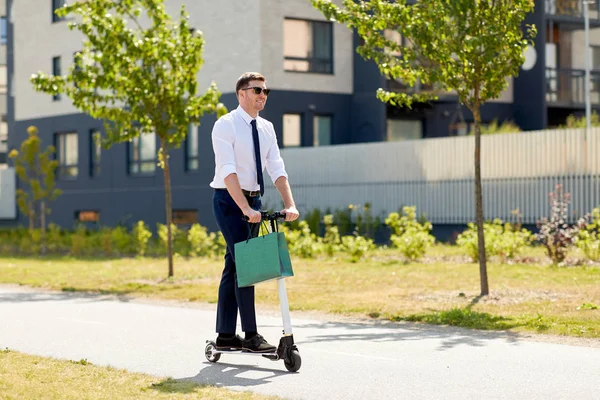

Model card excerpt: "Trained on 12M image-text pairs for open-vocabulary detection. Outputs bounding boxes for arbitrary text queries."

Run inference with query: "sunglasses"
[242,86,271,96]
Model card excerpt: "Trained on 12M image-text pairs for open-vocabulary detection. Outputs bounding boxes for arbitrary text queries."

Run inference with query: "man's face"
[239,80,268,115]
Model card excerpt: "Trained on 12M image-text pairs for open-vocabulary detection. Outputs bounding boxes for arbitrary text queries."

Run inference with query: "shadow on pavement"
[293,319,523,351]
[171,361,290,389]
[0,288,134,304]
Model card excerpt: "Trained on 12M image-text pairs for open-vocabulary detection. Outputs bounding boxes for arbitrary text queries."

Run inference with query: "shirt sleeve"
[212,117,237,181]
[264,121,289,184]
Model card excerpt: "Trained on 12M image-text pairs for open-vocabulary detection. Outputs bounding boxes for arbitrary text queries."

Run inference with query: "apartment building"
[3,0,598,230]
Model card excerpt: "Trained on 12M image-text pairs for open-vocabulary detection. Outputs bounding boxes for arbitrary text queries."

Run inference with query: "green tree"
[9,126,62,248]
[312,0,536,295]
[30,0,226,277]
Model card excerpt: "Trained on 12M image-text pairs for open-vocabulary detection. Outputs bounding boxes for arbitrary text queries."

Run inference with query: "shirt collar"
[236,105,259,126]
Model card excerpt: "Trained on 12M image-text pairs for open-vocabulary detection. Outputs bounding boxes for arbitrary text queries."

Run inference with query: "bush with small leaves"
[457,219,533,262]
[341,234,375,263]
[99,227,113,257]
[131,221,152,257]
[493,222,533,262]
[158,223,188,256]
[213,231,227,257]
[576,208,600,262]
[536,184,588,264]
[322,214,341,257]
[284,221,323,258]
[386,206,435,261]
[70,225,87,257]
[46,223,67,254]
[188,223,217,258]
[392,226,436,261]
[110,226,133,256]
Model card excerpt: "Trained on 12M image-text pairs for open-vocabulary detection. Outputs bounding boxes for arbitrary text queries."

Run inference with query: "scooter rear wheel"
[284,349,301,372]
[205,342,221,363]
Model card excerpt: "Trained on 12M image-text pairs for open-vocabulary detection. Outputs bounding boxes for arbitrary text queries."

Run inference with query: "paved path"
[1,285,599,400]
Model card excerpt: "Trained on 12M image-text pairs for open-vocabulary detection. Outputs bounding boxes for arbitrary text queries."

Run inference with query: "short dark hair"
[236,72,266,93]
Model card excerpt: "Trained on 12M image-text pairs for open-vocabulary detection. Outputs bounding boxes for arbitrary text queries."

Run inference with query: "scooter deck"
[207,341,279,360]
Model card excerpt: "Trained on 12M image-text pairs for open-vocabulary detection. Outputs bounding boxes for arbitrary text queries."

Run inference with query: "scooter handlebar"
[242,211,287,222]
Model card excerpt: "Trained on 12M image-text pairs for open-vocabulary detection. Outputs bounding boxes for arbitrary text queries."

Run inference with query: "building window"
[56,132,79,179]
[283,18,333,74]
[313,115,332,146]
[0,16,7,45]
[52,56,61,101]
[52,0,66,23]
[75,210,100,223]
[186,124,199,171]
[129,133,156,175]
[90,130,101,177]
[386,119,423,141]
[283,114,302,148]
[173,209,198,226]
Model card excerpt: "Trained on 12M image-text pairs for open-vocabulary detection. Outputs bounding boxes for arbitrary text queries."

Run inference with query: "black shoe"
[215,334,244,350]
[242,333,276,353]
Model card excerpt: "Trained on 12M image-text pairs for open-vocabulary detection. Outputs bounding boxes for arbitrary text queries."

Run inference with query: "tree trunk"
[473,105,489,296]
[160,141,174,278]
[40,200,46,255]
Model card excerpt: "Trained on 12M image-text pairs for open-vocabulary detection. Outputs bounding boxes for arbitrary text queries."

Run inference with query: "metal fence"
[263,128,600,225]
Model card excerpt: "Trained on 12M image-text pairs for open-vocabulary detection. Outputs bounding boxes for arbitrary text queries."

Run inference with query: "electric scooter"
[204,211,301,372]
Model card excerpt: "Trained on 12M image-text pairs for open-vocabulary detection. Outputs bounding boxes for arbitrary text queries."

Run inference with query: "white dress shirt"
[210,105,288,191]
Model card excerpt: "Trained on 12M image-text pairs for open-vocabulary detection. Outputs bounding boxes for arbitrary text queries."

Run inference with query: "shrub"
[457,219,533,262]
[341,234,375,263]
[70,225,87,257]
[213,231,227,257]
[304,208,322,236]
[386,206,435,261]
[285,221,322,258]
[188,223,216,258]
[110,226,133,256]
[536,184,587,264]
[131,221,152,257]
[577,208,600,262]
[100,227,113,257]
[46,223,67,254]
[322,214,341,257]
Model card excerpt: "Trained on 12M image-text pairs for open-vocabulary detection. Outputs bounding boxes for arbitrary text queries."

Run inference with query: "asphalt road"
[1,285,599,400]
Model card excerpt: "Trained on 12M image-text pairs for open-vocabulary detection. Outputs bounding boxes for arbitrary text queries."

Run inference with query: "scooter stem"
[278,278,293,335]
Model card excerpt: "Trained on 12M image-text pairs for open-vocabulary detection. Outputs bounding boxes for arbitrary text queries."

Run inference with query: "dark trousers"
[212,189,261,334]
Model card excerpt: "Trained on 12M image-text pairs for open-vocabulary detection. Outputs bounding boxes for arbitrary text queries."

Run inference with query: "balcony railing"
[545,0,600,20]
[546,67,600,105]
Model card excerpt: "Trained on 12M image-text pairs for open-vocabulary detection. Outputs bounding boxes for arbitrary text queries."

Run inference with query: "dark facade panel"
[9,90,352,231]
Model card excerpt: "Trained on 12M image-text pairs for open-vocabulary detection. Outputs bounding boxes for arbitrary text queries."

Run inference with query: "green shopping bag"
[235,231,294,288]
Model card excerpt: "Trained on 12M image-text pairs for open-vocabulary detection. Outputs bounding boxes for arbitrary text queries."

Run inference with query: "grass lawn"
[0,349,279,400]
[1,246,599,338]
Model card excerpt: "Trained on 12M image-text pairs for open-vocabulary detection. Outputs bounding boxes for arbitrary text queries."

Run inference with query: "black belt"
[242,189,261,197]
[215,188,261,198]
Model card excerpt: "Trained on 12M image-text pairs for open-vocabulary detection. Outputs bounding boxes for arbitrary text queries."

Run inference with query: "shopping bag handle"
[242,211,287,239]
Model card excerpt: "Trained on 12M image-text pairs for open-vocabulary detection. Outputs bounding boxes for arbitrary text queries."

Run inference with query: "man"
[209,72,300,353]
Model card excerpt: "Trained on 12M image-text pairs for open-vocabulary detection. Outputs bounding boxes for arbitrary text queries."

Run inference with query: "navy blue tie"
[250,119,264,196]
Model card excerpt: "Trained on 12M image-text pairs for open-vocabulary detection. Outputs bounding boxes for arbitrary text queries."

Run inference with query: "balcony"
[545,0,600,20]
[546,67,600,106]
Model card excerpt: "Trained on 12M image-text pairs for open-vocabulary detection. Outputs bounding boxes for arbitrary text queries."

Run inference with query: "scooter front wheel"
[205,342,221,363]
[284,349,301,372]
